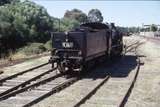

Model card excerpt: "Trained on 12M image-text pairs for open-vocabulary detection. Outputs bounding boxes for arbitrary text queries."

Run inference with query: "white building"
[140,24,160,37]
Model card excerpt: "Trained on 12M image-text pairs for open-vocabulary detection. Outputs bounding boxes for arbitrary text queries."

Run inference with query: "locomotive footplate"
[49,55,83,74]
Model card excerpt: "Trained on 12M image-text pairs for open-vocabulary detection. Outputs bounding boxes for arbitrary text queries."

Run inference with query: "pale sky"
[30,0,160,27]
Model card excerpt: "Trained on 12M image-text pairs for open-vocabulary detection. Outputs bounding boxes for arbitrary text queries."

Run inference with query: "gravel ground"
[0,35,160,107]
[33,51,138,107]
[34,35,160,107]
[125,35,160,107]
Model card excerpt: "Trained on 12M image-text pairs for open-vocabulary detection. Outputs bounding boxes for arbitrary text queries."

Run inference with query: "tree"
[88,9,103,23]
[150,24,158,32]
[0,0,55,57]
[0,0,12,5]
[64,9,87,23]
[0,1,54,42]
[59,18,80,32]
[0,0,19,6]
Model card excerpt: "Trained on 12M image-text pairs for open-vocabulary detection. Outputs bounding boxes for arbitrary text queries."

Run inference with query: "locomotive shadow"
[83,55,139,79]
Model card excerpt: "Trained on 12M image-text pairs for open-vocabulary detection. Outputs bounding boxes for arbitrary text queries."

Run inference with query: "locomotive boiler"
[49,22,123,74]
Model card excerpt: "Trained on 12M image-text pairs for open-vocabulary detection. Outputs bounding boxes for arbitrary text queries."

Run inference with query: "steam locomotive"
[49,22,123,74]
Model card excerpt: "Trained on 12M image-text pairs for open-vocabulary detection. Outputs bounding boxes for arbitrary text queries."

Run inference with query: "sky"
[30,0,160,27]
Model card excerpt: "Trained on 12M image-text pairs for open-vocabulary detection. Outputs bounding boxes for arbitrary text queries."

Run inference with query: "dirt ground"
[0,52,50,69]
[125,35,160,107]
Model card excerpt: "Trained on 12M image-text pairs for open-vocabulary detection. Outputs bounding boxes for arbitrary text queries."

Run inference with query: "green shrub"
[44,40,52,51]
[18,43,46,55]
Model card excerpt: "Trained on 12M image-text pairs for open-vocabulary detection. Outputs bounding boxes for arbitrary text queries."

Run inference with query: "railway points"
[0,34,159,107]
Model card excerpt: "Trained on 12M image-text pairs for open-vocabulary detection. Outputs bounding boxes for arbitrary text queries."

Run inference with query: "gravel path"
[125,35,160,107]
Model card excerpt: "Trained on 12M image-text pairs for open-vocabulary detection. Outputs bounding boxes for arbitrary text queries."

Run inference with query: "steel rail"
[0,71,63,101]
[125,41,140,49]
[119,47,142,107]
[0,67,56,97]
[125,42,144,54]
[0,62,49,84]
[73,76,110,107]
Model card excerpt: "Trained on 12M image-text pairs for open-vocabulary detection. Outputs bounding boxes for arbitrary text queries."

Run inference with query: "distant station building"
[140,24,160,37]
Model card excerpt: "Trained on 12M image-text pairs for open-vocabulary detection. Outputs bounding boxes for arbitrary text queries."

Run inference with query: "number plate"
[62,42,73,48]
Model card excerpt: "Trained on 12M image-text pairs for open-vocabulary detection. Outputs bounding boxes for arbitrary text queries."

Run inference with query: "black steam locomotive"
[49,22,123,74]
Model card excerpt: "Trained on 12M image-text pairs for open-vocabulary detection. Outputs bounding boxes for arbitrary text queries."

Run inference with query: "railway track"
[119,45,143,107]
[73,75,110,107]
[125,41,145,54]
[0,61,113,107]
[0,58,91,107]
[0,62,59,98]
[0,72,79,107]
[125,41,140,49]
[0,62,49,84]
[0,61,105,107]
[70,42,142,107]
[0,67,56,97]
[23,76,79,107]
[22,42,141,107]
[0,61,81,107]
[0,41,143,107]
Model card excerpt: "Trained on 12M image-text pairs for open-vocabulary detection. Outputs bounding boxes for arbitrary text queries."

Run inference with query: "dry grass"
[10,52,27,60]
[0,50,49,68]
